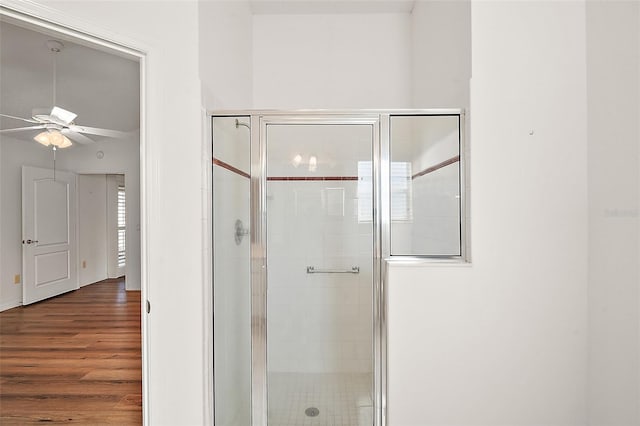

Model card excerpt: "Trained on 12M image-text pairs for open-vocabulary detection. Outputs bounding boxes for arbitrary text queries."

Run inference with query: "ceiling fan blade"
[0,113,39,124]
[68,125,129,139]
[0,125,46,133]
[61,130,95,145]
[50,106,78,125]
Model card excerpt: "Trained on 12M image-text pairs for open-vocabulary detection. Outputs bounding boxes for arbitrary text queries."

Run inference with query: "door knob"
[22,239,38,244]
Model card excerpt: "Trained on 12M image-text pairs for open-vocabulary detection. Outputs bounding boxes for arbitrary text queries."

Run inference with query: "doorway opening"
[78,174,129,287]
[0,6,146,423]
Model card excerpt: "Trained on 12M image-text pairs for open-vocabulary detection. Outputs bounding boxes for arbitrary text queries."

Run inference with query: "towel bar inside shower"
[306,266,360,274]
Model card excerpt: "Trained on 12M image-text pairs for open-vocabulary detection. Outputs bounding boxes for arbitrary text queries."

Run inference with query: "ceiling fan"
[0,40,128,149]
[0,106,128,148]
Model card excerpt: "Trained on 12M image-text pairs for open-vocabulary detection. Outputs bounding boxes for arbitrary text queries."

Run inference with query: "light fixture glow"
[292,154,302,168]
[308,155,317,172]
[34,130,72,148]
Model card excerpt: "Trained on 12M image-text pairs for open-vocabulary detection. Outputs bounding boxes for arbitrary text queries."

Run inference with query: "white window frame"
[117,184,126,268]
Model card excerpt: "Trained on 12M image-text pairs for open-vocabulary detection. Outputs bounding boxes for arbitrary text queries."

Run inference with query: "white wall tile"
[268,180,373,374]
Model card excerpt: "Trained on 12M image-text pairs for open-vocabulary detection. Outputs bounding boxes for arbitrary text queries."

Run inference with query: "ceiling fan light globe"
[34,131,51,146]
[49,130,72,148]
[50,130,63,146]
[57,135,72,148]
[33,130,72,148]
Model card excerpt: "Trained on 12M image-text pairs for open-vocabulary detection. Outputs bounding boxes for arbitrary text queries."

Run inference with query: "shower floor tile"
[268,372,373,426]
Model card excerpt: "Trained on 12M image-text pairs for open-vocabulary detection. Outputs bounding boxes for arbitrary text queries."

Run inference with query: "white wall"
[586,1,640,423]
[199,0,253,110]
[411,0,471,109]
[77,174,108,286]
[252,13,411,109]
[388,2,588,425]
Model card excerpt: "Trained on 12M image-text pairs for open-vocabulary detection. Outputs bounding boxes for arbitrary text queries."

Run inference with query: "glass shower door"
[264,122,375,426]
[212,116,252,426]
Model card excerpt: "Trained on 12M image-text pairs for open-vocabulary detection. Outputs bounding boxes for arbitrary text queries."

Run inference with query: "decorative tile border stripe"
[215,154,459,183]
[412,155,460,180]
[213,157,250,179]
[267,176,358,181]
[213,157,359,182]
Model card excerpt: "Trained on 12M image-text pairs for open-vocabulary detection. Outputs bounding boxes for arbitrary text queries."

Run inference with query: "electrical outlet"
[14,274,20,284]
[82,260,87,269]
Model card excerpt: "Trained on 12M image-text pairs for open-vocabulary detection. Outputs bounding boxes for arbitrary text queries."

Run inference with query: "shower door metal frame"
[210,109,467,426]
[254,113,383,426]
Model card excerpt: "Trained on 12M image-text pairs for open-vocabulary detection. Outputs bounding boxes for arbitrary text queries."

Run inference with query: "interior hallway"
[0,278,142,425]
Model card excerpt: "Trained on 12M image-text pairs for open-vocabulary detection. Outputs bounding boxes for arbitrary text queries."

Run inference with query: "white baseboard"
[0,298,22,312]
[80,274,109,287]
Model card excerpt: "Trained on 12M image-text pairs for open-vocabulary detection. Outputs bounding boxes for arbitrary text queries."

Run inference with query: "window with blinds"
[117,185,126,268]
[357,161,412,222]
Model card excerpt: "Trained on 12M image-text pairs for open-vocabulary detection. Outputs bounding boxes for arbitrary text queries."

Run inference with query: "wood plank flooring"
[0,278,142,425]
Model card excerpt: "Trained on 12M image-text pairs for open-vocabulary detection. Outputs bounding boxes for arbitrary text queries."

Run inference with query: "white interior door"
[22,166,78,305]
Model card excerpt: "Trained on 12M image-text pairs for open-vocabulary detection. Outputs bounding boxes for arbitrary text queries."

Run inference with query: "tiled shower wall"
[410,119,460,255]
[411,164,460,255]
[267,180,373,373]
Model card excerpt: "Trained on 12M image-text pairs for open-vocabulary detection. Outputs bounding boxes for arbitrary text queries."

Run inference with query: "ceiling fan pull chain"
[52,146,57,181]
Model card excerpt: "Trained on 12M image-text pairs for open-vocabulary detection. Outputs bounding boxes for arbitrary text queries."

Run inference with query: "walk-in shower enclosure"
[211,110,466,426]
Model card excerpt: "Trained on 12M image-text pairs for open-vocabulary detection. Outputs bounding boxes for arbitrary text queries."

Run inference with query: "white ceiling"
[0,21,140,140]
[249,0,415,14]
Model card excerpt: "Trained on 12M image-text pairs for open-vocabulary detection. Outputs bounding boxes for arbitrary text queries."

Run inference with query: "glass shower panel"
[212,116,251,426]
[265,124,374,426]
[390,115,461,256]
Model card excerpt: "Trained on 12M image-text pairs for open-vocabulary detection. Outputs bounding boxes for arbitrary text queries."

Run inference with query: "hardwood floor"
[0,278,142,425]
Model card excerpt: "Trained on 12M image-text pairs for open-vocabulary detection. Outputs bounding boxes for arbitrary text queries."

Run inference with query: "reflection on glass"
[390,115,461,256]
